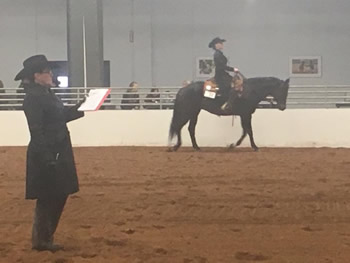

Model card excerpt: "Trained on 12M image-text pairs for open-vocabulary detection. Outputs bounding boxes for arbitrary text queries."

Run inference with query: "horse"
[168,73,290,151]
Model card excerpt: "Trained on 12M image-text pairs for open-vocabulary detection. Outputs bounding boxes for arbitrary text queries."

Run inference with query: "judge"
[15,54,85,252]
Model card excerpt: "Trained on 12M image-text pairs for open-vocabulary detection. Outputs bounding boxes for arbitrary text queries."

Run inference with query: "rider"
[208,37,239,110]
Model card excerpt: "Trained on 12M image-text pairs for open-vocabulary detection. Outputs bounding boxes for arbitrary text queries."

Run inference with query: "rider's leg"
[217,76,233,110]
[222,91,237,111]
[220,86,232,111]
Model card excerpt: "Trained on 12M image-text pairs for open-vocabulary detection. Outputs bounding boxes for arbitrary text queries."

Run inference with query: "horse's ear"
[285,78,290,85]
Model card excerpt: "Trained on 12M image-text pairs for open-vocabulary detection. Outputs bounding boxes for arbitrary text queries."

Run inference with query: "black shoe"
[33,243,64,252]
[220,102,228,110]
[221,102,233,113]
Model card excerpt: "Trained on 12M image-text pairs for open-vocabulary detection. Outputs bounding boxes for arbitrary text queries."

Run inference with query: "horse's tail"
[169,116,176,141]
[168,82,203,145]
[168,95,181,143]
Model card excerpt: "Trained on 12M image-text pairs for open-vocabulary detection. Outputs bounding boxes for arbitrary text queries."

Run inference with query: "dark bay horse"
[168,75,290,151]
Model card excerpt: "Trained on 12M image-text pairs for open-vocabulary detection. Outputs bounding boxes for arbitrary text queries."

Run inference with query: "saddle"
[203,74,244,99]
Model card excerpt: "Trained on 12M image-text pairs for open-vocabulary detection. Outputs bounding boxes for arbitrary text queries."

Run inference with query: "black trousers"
[32,195,67,248]
[215,74,232,102]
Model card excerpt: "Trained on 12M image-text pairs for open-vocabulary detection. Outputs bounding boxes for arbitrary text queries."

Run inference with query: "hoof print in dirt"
[301,226,322,232]
[104,239,127,247]
[152,224,165,229]
[154,247,168,254]
[122,228,135,234]
[80,253,97,259]
[235,251,269,261]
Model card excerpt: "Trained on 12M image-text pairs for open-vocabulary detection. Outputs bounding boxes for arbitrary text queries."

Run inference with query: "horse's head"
[270,78,290,111]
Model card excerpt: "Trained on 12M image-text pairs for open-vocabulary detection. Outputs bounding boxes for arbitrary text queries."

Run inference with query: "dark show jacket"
[23,83,84,199]
[214,49,234,78]
[213,49,236,97]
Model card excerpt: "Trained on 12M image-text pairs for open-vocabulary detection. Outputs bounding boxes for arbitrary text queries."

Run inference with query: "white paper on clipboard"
[78,88,111,111]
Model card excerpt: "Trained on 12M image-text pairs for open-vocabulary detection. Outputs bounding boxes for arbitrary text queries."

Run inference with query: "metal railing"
[1,85,350,110]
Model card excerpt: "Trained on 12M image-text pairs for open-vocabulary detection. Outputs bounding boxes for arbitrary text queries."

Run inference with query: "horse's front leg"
[244,114,258,151]
[229,116,247,149]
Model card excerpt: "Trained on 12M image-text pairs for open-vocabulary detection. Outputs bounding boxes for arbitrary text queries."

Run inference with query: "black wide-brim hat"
[14,54,55,81]
[208,37,226,48]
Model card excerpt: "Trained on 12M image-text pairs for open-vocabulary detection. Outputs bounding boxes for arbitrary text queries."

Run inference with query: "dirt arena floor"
[1,146,350,263]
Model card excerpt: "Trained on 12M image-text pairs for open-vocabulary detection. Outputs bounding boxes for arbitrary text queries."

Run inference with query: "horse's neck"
[244,80,272,105]
[243,88,268,108]
[255,89,270,103]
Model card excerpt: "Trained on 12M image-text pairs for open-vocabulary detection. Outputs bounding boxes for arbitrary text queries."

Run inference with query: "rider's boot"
[221,102,229,110]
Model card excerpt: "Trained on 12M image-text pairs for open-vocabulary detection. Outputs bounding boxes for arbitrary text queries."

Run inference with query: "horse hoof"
[253,147,259,152]
[228,143,236,149]
[167,146,179,152]
[194,147,201,151]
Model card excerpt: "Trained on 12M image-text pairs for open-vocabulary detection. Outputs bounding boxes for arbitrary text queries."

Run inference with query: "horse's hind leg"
[170,116,189,152]
[188,111,201,151]
[173,130,182,151]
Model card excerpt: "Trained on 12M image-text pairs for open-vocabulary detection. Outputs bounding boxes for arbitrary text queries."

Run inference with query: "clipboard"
[78,88,111,111]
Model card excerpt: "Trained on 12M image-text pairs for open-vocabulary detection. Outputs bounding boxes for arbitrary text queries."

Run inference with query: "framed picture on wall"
[196,57,215,78]
[289,56,322,77]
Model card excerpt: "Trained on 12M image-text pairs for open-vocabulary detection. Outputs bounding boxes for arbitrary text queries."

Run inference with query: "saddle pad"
[203,79,218,99]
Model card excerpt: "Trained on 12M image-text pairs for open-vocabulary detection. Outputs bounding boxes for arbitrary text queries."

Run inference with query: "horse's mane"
[243,77,283,92]
[245,77,282,84]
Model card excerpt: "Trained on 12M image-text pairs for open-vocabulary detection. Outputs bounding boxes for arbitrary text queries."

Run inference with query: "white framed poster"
[289,56,322,77]
[196,57,215,78]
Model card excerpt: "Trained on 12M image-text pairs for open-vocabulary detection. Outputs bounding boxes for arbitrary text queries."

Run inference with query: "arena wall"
[1,109,350,148]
